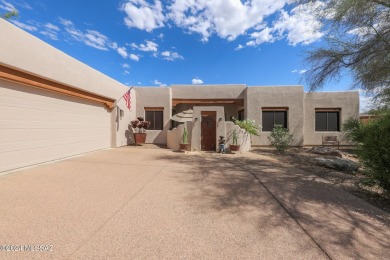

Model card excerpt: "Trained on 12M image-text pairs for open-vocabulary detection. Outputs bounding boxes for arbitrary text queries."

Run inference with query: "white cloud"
[153,79,167,86]
[247,26,274,47]
[0,0,16,12]
[40,23,60,40]
[273,2,324,46]
[168,0,288,42]
[161,50,184,61]
[130,40,158,52]
[10,20,38,31]
[122,63,130,68]
[291,69,308,74]
[118,1,326,47]
[192,78,203,85]
[60,19,113,51]
[137,81,142,85]
[121,0,165,32]
[40,30,58,40]
[117,47,128,58]
[157,33,164,39]
[45,23,59,31]
[130,53,140,61]
[235,44,244,51]
[124,70,130,75]
[360,94,375,113]
[59,17,73,27]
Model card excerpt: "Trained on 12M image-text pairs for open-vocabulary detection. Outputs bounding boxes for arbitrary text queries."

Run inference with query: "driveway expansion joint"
[222,157,333,260]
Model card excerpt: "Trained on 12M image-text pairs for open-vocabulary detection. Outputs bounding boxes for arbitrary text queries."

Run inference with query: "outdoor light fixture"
[194,117,199,124]
[218,117,223,124]
[120,109,124,118]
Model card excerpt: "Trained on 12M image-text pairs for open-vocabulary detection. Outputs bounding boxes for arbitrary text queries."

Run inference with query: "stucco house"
[135,85,359,151]
[0,19,359,173]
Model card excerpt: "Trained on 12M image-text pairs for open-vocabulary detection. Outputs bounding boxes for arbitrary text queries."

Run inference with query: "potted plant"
[230,129,240,151]
[179,126,191,151]
[130,117,150,145]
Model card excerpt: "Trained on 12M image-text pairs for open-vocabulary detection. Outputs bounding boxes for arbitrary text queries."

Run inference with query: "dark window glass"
[328,112,339,131]
[262,111,274,131]
[154,111,163,130]
[262,111,287,131]
[145,110,163,130]
[315,111,340,131]
[315,112,327,131]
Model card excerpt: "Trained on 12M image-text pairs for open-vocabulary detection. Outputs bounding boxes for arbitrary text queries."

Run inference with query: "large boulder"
[310,146,342,158]
[314,157,359,173]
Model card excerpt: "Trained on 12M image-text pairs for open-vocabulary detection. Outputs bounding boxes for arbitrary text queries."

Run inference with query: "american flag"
[123,89,131,110]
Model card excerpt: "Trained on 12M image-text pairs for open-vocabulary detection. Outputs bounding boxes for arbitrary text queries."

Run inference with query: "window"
[238,109,244,121]
[145,108,164,130]
[315,111,340,131]
[262,110,288,131]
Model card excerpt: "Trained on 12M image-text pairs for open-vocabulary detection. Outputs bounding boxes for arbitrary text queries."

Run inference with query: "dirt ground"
[251,147,390,213]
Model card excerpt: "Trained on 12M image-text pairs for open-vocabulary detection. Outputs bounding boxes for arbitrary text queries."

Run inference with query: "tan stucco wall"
[225,122,251,152]
[246,86,304,146]
[111,88,137,146]
[0,20,128,100]
[304,92,359,145]
[191,106,225,151]
[171,84,246,99]
[167,121,193,151]
[134,87,172,144]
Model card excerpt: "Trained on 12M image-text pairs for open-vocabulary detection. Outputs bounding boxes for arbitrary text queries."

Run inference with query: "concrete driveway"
[0,147,389,259]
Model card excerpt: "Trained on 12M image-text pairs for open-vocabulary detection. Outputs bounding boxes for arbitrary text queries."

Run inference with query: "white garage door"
[0,80,112,173]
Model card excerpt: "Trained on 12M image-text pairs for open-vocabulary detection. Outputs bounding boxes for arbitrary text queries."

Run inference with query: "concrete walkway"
[0,147,389,259]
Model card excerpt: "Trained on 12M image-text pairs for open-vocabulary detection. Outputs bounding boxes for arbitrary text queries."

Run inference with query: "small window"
[238,109,245,121]
[315,111,340,131]
[145,110,164,130]
[262,110,288,131]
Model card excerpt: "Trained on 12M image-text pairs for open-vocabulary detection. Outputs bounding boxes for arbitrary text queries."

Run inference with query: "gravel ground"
[251,147,390,213]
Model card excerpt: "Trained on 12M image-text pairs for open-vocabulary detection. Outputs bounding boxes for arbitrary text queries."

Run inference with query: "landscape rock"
[313,157,359,173]
[310,146,343,158]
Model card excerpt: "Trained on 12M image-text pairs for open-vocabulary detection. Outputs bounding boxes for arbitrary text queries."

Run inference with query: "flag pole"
[114,86,134,108]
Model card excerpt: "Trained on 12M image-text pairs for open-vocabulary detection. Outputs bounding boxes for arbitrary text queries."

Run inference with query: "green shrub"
[268,125,293,152]
[344,112,390,191]
[233,118,261,136]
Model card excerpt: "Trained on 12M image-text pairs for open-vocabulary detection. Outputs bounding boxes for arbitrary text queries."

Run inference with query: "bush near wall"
[344,112,390,191]
[268,125,293,152]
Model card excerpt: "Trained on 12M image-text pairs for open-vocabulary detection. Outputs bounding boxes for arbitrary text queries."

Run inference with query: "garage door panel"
[0,80,112,173]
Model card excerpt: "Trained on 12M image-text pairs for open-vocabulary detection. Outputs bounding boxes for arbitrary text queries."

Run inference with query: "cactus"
[232,130,238,145]
[182,127,188,144]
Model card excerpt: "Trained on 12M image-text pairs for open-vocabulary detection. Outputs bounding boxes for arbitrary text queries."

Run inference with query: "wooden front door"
[201,111,216,151]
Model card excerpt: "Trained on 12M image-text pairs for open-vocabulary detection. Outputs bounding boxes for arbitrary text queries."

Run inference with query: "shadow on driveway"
[153,152,390,260]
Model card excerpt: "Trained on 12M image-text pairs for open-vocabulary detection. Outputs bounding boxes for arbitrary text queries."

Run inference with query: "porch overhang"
[172,98,244,106]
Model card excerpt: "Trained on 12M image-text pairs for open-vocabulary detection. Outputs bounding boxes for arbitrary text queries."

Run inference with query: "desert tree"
[299,0,390,107]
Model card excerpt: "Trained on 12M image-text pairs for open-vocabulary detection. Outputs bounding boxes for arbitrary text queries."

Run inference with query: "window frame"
[315,109,341,132]
[144,107,164,131]
[262,107,288,132]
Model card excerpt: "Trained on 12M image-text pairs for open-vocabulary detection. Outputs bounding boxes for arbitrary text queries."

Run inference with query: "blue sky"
[1,0,369,110]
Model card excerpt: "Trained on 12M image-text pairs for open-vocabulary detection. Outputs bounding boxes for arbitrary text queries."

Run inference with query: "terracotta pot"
[229,144,240,151]
[179,143,191,151]
[134,133,147,145]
